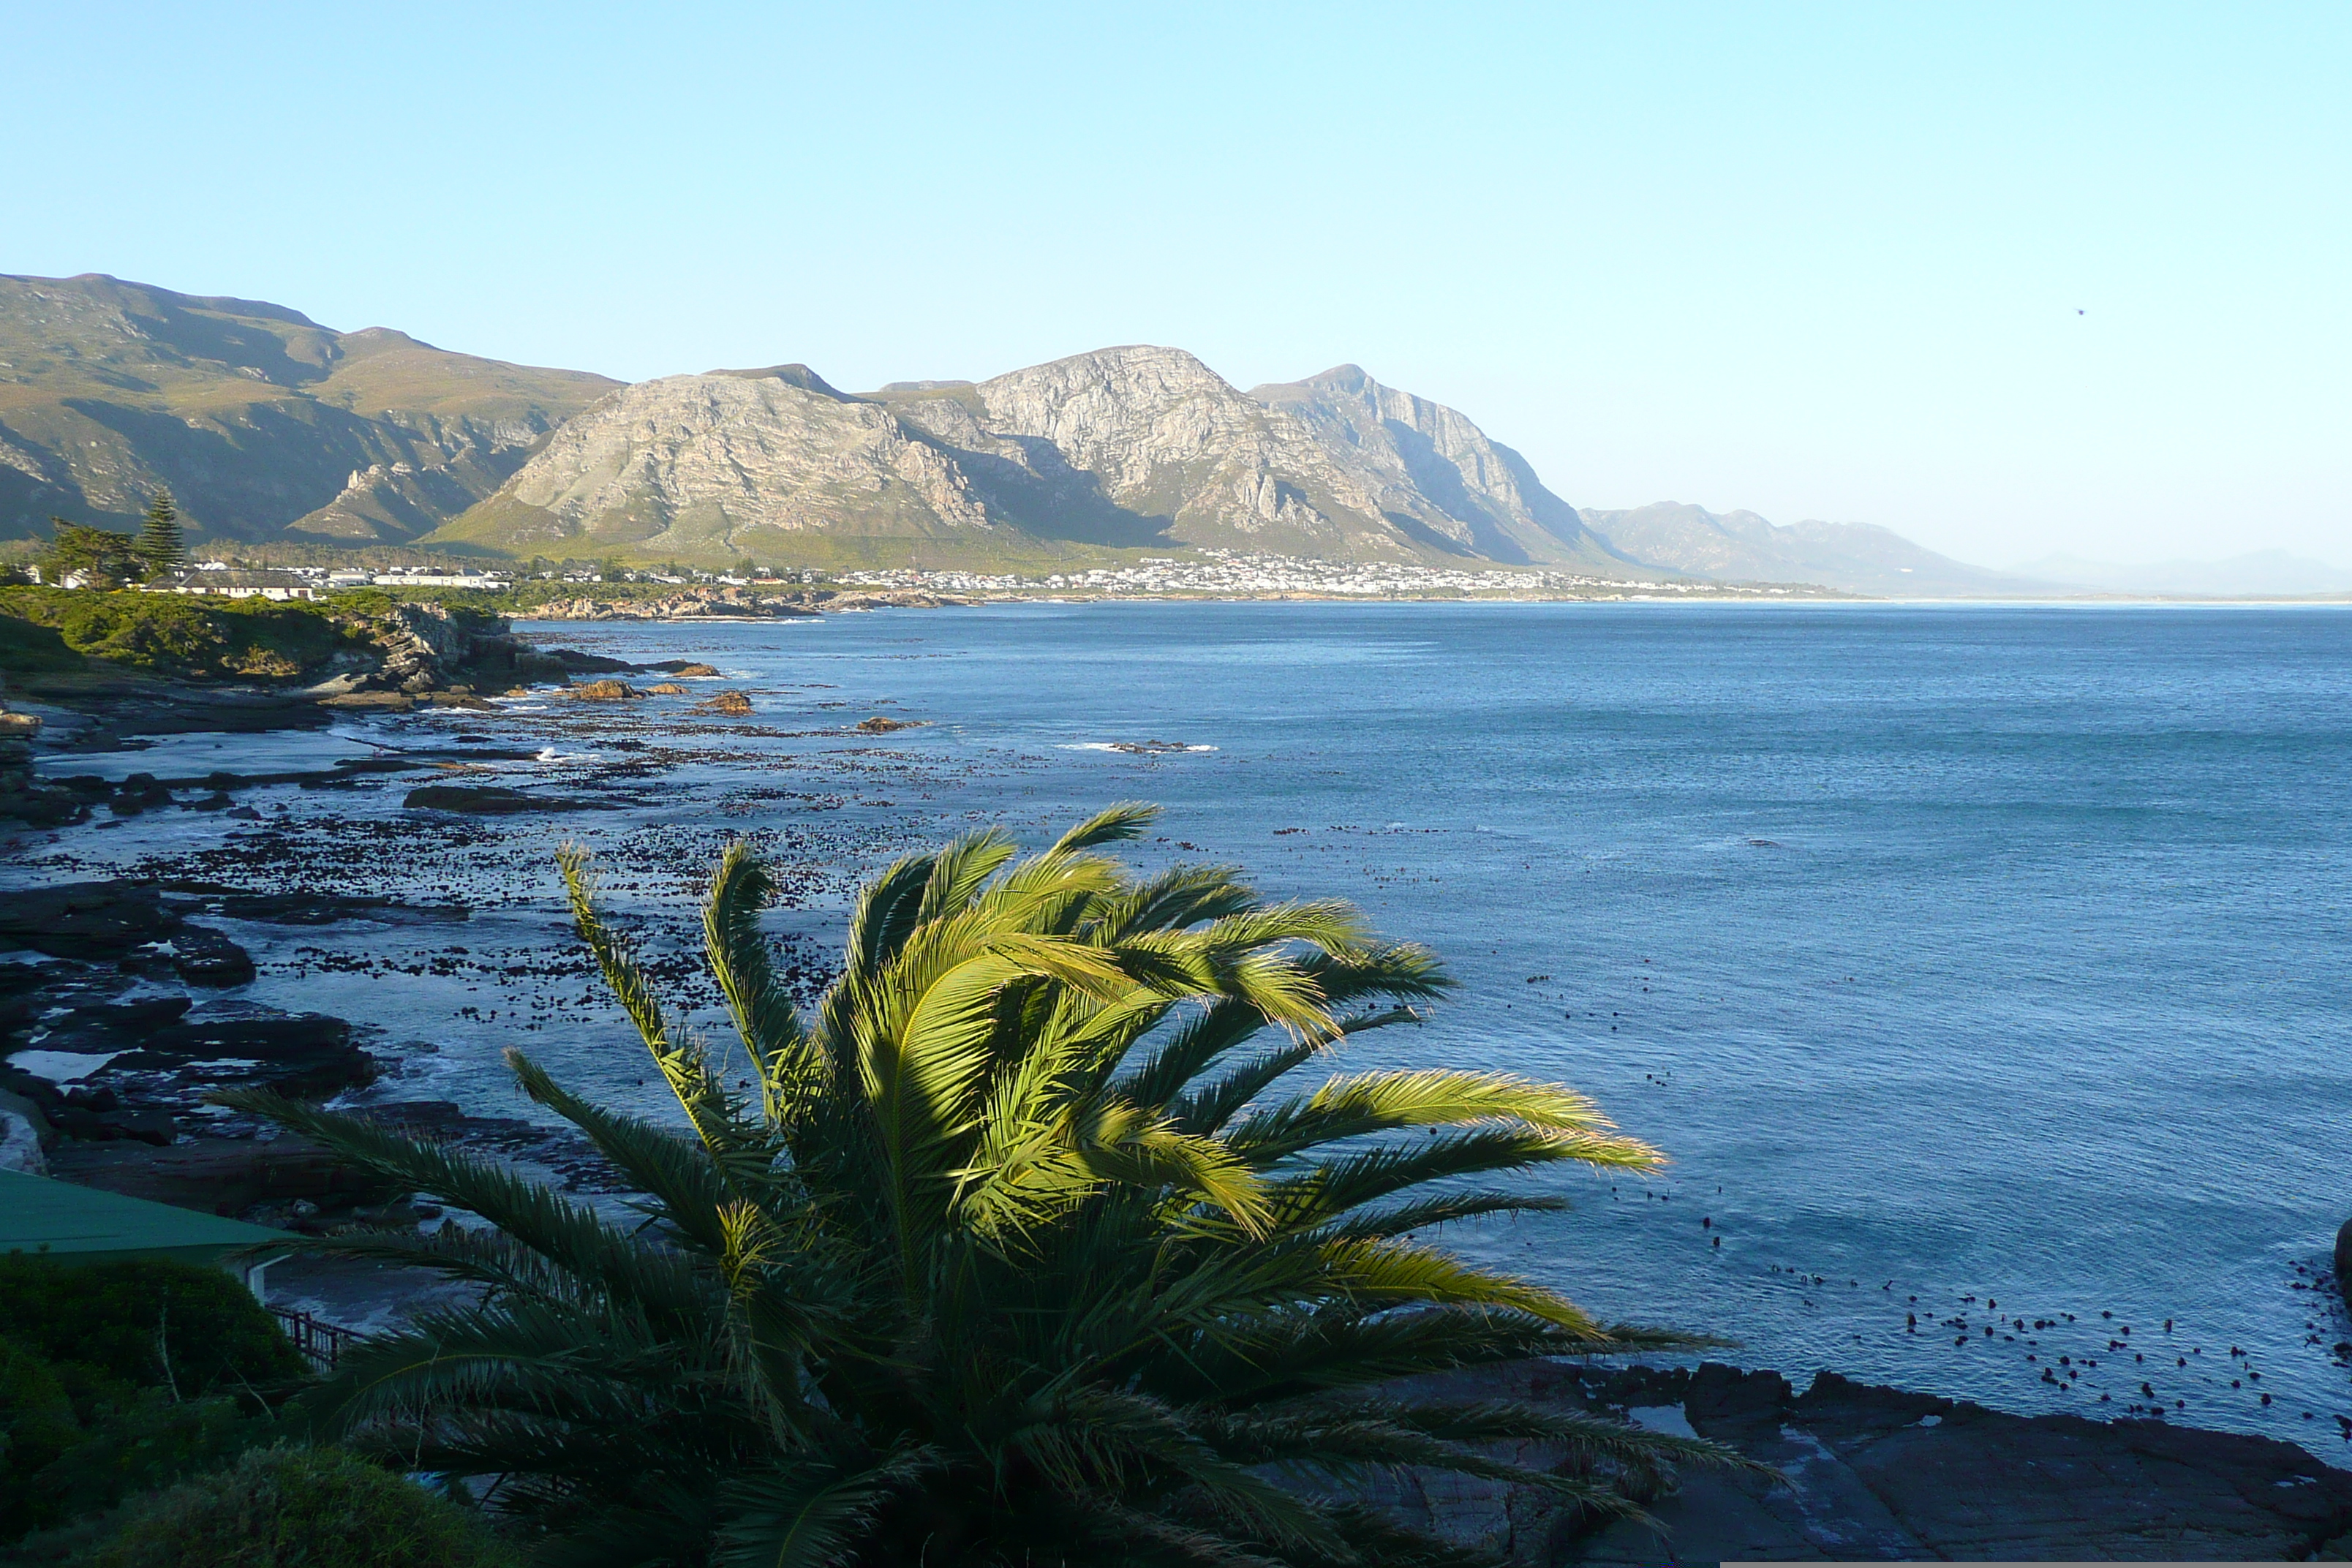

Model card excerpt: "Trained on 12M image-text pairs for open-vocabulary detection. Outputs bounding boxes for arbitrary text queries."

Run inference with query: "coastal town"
[826,551,1814,600]
[88,550,1820,608]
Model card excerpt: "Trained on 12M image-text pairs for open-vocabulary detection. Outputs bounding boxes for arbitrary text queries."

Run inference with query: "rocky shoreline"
[9,612,2352,1561]
[1382,1359,2352,1562]
[0,615,938,1229]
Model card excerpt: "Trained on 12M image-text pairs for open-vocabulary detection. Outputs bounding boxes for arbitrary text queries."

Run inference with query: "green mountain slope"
[0,274,617,545]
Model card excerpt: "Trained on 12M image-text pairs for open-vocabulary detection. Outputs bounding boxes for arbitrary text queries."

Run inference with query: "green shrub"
[29,1392,264,1541]
[0,1336,83,1531]
[0,589,366,681]
[0,1259,305,1542]
[79,1447,513,1568]
[0,614,83,674]
[0,1256,304,1397]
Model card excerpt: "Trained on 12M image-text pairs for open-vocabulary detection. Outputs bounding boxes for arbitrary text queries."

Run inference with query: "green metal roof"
[0,1168,290,1269]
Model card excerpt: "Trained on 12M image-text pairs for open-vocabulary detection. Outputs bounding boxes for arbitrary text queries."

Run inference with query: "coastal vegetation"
[0,587,372,680]
[0,1254,304,1545]
[80,1447,513,1568]
[213,805,1742,1566]
[130,493,187,577]
[34,526,151,592]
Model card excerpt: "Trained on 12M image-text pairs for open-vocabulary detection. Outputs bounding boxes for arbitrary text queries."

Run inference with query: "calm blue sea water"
[582,600,2352,1439]
[39,599,2352,1438]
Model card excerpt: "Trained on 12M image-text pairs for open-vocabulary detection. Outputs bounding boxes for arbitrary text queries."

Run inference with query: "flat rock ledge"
[1388,1360,2352,1564]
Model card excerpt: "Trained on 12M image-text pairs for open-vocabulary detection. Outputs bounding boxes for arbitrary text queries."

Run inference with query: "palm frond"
[209,1088,715,1322]
[506,1048,743,1254]
[715,1447,941,1568]
[1051,800,1161,853]
[1226,1071,1663,1168]
[703,840,827,1126]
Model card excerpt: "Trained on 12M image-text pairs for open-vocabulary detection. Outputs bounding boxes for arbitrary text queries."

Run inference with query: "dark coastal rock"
[108,772,175,815]
[31,995,195,1054]
[0,709,83,826]
[403,784,610,814]
[2334,1217,2352,1311]
[91,1006,377,1108]
[165,889,470,927]
[0,880,178,959]
[539,647,642,675]
[46,1133,398,1216]
[853,713,911,732]
[1557,1363,2352,1564]
[0,784,85,826]
[319,690,413,712]
[94,685,339,739]
[701,690,755,716]
[652,660,723,676]
[0,878,257,981]
[171,924,257,987]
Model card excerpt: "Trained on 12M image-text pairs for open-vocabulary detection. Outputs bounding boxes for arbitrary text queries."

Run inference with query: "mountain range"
[434,348,1634,570]
[1575,502,2054,598]
[5,274,2337,597]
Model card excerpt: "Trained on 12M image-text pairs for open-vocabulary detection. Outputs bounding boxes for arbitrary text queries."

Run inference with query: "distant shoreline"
[513,589,2352,621]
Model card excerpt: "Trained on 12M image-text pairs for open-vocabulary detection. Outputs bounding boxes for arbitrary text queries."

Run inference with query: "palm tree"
[225,805,1746,1567]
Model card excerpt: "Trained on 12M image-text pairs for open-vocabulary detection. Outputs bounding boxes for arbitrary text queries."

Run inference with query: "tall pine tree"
[135,488,186,575]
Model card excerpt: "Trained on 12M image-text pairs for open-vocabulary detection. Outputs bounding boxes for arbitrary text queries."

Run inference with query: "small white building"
[145,569,320,602]
[369,571,512,589]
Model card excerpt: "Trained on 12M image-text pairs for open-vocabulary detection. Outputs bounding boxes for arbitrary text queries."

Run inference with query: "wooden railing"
[271,1306,364,1371]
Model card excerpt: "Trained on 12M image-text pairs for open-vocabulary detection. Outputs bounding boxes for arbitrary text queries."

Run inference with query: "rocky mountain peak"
[1251,365,1618,568]
[441,345,1633,568]
[711,363,853,400]
[435,370,995,557]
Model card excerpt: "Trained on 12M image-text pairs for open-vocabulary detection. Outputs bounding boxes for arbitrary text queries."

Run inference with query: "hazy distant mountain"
[2010,550,2352,598]
[1580,502,2048,596]
[0,274,617,543]
[440,345,1622,568]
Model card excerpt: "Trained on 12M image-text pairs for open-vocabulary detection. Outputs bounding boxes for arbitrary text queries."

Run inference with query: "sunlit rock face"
[453,345,1618,566]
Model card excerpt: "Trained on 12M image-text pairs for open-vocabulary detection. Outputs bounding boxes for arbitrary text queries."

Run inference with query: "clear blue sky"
[7,2,2345,567]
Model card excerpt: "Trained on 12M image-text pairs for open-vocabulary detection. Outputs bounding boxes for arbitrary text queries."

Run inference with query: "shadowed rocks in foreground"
[1371,1361,2352,1564]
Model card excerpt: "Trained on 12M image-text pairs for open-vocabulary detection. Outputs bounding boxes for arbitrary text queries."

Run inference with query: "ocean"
[28,599,2352,1439]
